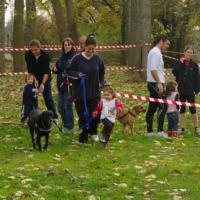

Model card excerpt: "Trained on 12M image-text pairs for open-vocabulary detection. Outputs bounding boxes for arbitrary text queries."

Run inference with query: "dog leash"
[52,120,63,133]
[80,75,91,130]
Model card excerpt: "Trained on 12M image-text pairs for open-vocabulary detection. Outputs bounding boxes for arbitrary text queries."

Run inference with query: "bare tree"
[13,0,24,71]
[0,0,5,72]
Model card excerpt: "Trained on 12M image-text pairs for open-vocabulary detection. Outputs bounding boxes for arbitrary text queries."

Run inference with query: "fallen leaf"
[88,195,97,200]
[114,183,128,188]
[113,173,120,176]
[149,155,158,159]
[8,176,16,180]
[21,178,33,184]
[125,195,134,199]
[145,174,157,182]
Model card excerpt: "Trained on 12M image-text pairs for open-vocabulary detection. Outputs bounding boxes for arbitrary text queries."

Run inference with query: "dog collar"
[35,123,51,132]
[128,109,137,117]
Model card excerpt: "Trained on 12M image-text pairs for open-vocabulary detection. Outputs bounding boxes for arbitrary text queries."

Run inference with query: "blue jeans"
[167,112,179,131]
[58,91,74,130]
[42,80,58,118]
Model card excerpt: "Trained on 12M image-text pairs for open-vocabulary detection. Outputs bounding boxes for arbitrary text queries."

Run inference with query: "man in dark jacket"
[25,40,58,123]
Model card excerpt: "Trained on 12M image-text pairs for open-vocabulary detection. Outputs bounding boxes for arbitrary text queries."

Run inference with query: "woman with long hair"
[172,47,200,135]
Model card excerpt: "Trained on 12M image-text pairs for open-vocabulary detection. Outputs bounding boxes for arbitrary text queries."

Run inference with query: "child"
[21,74,38,123]
[166,81,179,137]
[93,86,123,144]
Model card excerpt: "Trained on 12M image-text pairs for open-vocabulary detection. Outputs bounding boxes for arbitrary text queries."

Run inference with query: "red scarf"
[183,59,190,66]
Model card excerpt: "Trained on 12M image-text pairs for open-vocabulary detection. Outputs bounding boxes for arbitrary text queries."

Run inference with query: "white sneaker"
[100,134,106,143]
[195,128,200,136]
[91,135,99,142]
[52,118,59,125]
[157,131,168,138]
[178,128,185,135]
[146,132,155,137]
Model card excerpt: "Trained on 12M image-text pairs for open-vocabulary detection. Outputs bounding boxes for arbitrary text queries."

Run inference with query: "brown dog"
[116,104,146,134]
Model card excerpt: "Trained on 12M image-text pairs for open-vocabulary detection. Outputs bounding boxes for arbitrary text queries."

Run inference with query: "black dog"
[28,109,53,151]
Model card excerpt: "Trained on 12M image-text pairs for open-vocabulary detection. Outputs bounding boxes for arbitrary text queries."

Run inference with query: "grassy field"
[0,70,200,200]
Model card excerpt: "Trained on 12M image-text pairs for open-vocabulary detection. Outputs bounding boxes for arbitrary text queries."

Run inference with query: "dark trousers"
[146,82,167,133]
[58,91,74,130]
[180,94,196,114]
[101,118,114,143]
[167,112,179,131]
[21,104,37,121]
[75,97,100,143]
[42,80,58,118]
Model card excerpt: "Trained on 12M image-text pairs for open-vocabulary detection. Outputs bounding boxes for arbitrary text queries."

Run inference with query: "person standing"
[78,35,87,52]
[25,39,58,123]
[53,37,76,133]
[165,81,179,137]
[67,35,105,143]
[146,35,170,137]
[172,47,200,135]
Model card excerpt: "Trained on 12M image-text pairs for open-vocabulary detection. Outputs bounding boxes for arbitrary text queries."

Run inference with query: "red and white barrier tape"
[0,67,173,76]
[0,71,28,76]
[0,43,151,52]
[163,55,179,61]
[116,92,200,108]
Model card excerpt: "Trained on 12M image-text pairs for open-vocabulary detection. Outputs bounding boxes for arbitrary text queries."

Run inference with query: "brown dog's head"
[130,104,146,115]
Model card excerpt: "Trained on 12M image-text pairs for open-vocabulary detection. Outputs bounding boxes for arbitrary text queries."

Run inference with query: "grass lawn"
[0,70,200,200]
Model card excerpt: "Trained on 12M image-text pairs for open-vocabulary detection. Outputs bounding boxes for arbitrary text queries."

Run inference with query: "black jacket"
[172,60,200,95]
[25,50,51,83]
[66,53,105,101]
[55,50,76,92]
[22,84,38,106]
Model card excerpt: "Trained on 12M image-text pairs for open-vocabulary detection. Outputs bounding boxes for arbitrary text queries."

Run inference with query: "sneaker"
[195,128,200,136]
[157,131,168,138]
[100,134,106,143]
[146,132,155,137]
[178,128,185,135]
[52,118,59,125]
[91,134,99,142]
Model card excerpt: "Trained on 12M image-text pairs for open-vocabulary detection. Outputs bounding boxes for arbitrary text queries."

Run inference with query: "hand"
[39,83,45,93]
[92,111,98,118]
[34,80,38,88]
[53,66,58,72]
[157,83,164,94]
[78,73,86,78]
[180,57,184,63]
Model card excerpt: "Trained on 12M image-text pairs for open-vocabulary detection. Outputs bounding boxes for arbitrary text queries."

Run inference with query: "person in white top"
[146,35,170,138]
[93,86,123,145]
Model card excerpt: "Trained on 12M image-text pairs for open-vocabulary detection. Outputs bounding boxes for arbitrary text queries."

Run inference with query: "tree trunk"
[121,0,132,65]
[51,0,68,42]
[25,0,36,45]
[0,0,5,72]
[140,0,151,68]
[13,0,25,72]
[65,0,78,41]
[125,0,151,68]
